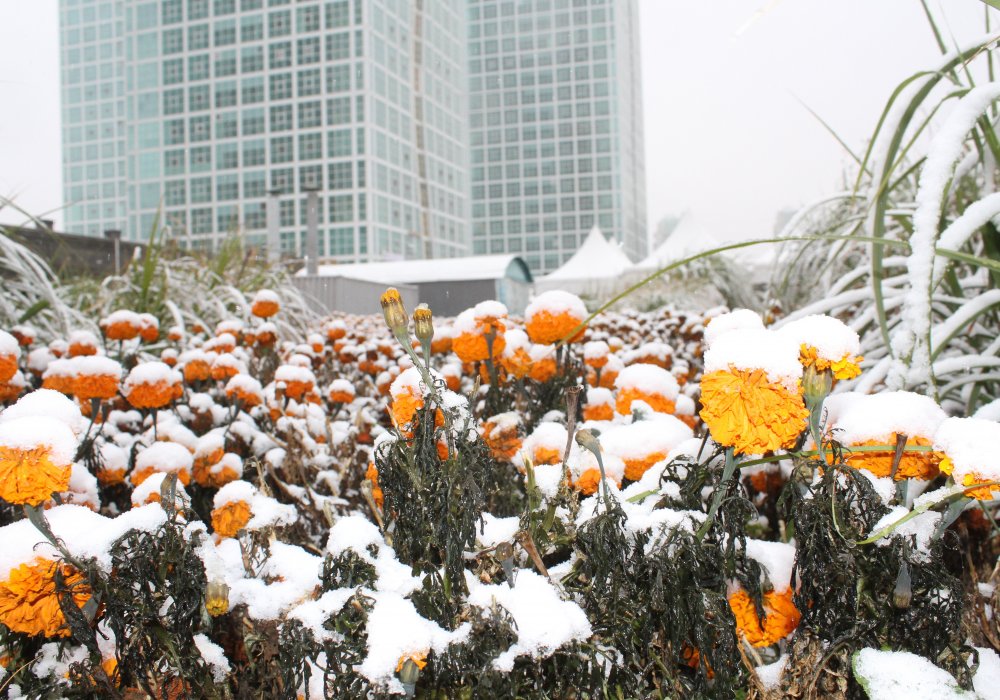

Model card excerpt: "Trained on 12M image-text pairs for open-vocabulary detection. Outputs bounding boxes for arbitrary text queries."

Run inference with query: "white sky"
[0,0,995,242]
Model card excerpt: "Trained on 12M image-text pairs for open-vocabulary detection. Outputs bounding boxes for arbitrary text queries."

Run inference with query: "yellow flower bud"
[380,288,408,334]
[205,579,230,617]
[413,304,434,345]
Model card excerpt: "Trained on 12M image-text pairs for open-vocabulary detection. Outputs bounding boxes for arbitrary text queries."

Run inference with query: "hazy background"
[0,0,995,247]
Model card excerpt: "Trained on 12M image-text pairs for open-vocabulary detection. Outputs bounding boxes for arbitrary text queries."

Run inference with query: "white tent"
[535,227,635,295]
[638,212,722,270]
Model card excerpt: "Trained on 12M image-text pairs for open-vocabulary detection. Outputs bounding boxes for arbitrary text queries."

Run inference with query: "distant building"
[58,0,470,264]
[466,0,647,275]
[296,253,533,315]
[652,214,680,250]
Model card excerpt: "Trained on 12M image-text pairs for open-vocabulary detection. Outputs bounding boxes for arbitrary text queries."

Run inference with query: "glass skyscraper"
[467,0,647,275]
[59,0,469,262]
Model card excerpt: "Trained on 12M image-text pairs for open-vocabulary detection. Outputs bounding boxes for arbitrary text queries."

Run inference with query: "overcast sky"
[0,1,995,243]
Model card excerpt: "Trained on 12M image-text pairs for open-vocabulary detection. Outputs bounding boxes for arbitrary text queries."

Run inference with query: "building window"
[217,143,239,169]
[217,174,239,200]
[298,69,322,97]
[325,32,349,61]
[328,162,351,189]
[325,1,349,28]
[326,64,350,93]
[299,165,322,190]
[269,73,292,100]
[271,168,293,193]
[328,129,351,157]
[163,28,184,54]
[188,24,209,51]
[240,15,263,41]
[297,37,320,64]
[242,109,265,135]
[243,139,266,166]
[270,136,293,163]
[299,133,322,160]
[329,194,352,222]
[215,112,239,139]
[164,149,185,175]
[298,100,322,128]
[268,10,290,37]
[244,171,266,198]
[326,97,350,125]
[190,177,212,203]
[241,46,263,72]
[213,0,235,15]
[162,0,183,23]
[188,54,209,80]
[269,41,291,69]
[163,59,184,85]
[214,20,236,46]
[191,208,212,234]
[241,77,264,104]
[214,81,237,108]
[270,104,293,131]
[190,115,211,141]
[163,89,184,115]
[214,50,237,77]
[296,5,319,32]
[188,0,209,21]
[164,119,185,145]
[190,146,212,172]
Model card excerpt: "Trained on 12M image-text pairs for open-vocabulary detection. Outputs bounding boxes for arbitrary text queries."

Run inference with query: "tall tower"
[466,0,647,275]
[58,0,470,263]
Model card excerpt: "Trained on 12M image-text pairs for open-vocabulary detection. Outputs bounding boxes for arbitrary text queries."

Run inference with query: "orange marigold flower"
[699,368,808,455]
[182,355,212,384]
[212,500,252,538]
[0,353,19,385]
[225,374,263,408]
[574,468,603,496]
[138,314,159,343]
[193,453,242,489]
[100,310,142,342]
[845,436,941,480]
[728,588,800,647]
[583,340,610,369]
[614,364,679,416]
[9,326,34,347]
[527,347,557,383]
[67,356,123,401]
[325,320,347,342]
[777,315,862,382]
[251,290,281,318]
[0,557,92,637]
[0,375,24,404]
[525,291,587,345]
[0,417,76,506]
[365,462,384,508]
[935,417,1000,500]
[67,330,99,358]
[451,302,508,363]
[274,365,317,403]
[123,363,183,410]
[482,412,522,461]
[327,379,355,404]
[395,651,428,673]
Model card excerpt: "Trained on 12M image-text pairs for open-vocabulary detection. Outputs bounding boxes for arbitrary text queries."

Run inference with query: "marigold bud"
[380,288,408,334]
[802,364,833,406]
[413,304,434,345]
[205,579,230,617]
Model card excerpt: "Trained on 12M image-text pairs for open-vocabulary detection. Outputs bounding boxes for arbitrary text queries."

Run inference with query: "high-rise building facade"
[59,0,470,263]
[467,0,647,275]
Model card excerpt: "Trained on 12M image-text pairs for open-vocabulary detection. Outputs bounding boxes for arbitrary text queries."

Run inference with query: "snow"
[467,569,592,672]
[827,391,945,444]
[306,254,528,284]
[325,515,421,596]
[359,591,471,692]
[0,415,78,466]
[539,226,634,282]
[973,647,1000,700]
[287,589,355,641]
[869,506,942,561]
[703,309,764,347]
[135,441,194,475]
[252,289,280,304]
[124,361,181,387]
[130,471,189,508]
[613,363,680,399]
[756,654,788,690]
[44,355,122,378]
[530,463,565,499]
[853,648,974,699]
[598,414,693,461]
[0,330,20,357]
[744,540,796,592]
[194,633,232,682]
[525,290,588,319]
[890,81,1000,391]
[0,388,85,435]
[776,314,861,361]
[476,513,520,548]
[703,328,803,385]
[934,417,1000,488]
[0,504,167,579]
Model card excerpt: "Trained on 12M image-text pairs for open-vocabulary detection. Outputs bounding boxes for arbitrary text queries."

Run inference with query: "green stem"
[695,448,738,542]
